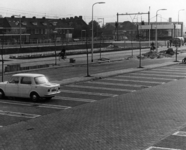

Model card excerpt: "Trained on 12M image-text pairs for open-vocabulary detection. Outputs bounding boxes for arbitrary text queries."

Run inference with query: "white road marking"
[0,125,3,127]
[37,104,71,109]
[55,96,96,102]
[162,66,186,70]
[173,131,186,137]
[87,81,150,88]
[146,146,181,150]
[152,68,186,73]
[117,75,173,81]
[0,110,40,118]
[0,100,70,110]
[66,84,135,92]
[104,78,165,84]
[132,73,186,78]
[60,90,117,97]
[142,70,186,75]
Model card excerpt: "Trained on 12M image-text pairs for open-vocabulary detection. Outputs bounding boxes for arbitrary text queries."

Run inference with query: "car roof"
[13,73,45,78]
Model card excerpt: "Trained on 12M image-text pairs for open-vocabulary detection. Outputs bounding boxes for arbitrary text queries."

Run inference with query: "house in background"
[0,15,88,45]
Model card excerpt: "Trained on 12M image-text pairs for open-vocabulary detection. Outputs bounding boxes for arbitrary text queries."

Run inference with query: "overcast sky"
[1,0,186,25]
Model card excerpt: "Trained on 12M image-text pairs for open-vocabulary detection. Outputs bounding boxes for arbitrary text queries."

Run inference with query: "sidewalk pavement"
[0,46,186,150]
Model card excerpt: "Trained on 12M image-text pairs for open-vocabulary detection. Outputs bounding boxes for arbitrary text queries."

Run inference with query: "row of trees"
[73,20,115,40]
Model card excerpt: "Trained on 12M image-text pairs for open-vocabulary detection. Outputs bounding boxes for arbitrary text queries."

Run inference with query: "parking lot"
[1,63,186,129]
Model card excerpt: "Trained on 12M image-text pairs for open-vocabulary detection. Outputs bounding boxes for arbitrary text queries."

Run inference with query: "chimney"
[169,18,172,23]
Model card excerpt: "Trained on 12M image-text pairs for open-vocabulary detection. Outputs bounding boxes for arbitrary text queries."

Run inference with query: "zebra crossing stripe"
[104,78,164,84]
[162,66,186,70]
[56,96,96,102]
[146,146,181,150]
[173,131,186,137]
[152,68,186,73]
[87,81,151,88]
[66,84,135,92]
[117,75,173,81]
[132,73,186,78]
[0,110,40,118]
[142,70,186,75]
[60,90,116,97]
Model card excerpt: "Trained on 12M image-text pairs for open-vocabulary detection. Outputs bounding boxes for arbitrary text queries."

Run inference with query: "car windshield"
[34,76,49,84]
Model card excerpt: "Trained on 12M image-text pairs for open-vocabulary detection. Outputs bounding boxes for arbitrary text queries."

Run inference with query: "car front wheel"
[30,92,40,102]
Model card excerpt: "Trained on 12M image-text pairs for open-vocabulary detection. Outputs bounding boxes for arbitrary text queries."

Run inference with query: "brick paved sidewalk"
[1,63,186,150]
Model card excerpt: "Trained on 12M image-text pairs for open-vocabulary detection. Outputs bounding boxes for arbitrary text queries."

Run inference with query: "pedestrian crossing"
[59,64,186,104]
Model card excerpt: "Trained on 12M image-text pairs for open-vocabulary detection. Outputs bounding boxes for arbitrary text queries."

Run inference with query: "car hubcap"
[32,94,37,100]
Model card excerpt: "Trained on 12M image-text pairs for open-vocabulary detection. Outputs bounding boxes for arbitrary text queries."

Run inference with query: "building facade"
[0,16,88,45]
[106,18,184,41]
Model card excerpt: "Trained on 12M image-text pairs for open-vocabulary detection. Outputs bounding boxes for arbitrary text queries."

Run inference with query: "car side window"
[9,76,19,84]
[20,77,32,84]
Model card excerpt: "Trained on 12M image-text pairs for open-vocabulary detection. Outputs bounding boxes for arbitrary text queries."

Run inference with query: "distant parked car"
[0,73,60,102]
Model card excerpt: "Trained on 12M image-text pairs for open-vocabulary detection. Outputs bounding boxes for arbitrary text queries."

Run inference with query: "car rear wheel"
[30,93,40,102]
[0,90,5,99]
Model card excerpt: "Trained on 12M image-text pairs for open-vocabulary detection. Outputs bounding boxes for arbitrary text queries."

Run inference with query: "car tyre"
[0,89,5,99]
[30,92,40,102]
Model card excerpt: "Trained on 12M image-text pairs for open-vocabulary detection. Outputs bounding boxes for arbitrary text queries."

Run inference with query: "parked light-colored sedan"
[0,73,61,102]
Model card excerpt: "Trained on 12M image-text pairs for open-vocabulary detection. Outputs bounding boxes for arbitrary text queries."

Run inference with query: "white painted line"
[117,75,173,81]
[0,100,70,110]
[0,125,3,127]
[173,131,186,137]
[146,146,181,150]
[162,67,186,70]
[66,84,135,92]
[39,104,71,110]
[153,68,186,73]
[104,78,164,84]
[132,73,186,78]
[0,110,40,118]
[87,81,150,88]
[142,70,186,75]
[55,96,96,102]
[60,90,116,97]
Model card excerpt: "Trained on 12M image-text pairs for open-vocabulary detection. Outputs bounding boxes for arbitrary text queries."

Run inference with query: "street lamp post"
[155,9,167,52]
[1,32,4,82]
[91,2,105,62]
[85,30,90,77]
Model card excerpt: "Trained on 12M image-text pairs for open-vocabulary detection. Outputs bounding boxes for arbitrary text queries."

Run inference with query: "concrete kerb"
[3,56,126,75]
[59,61,181,86]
